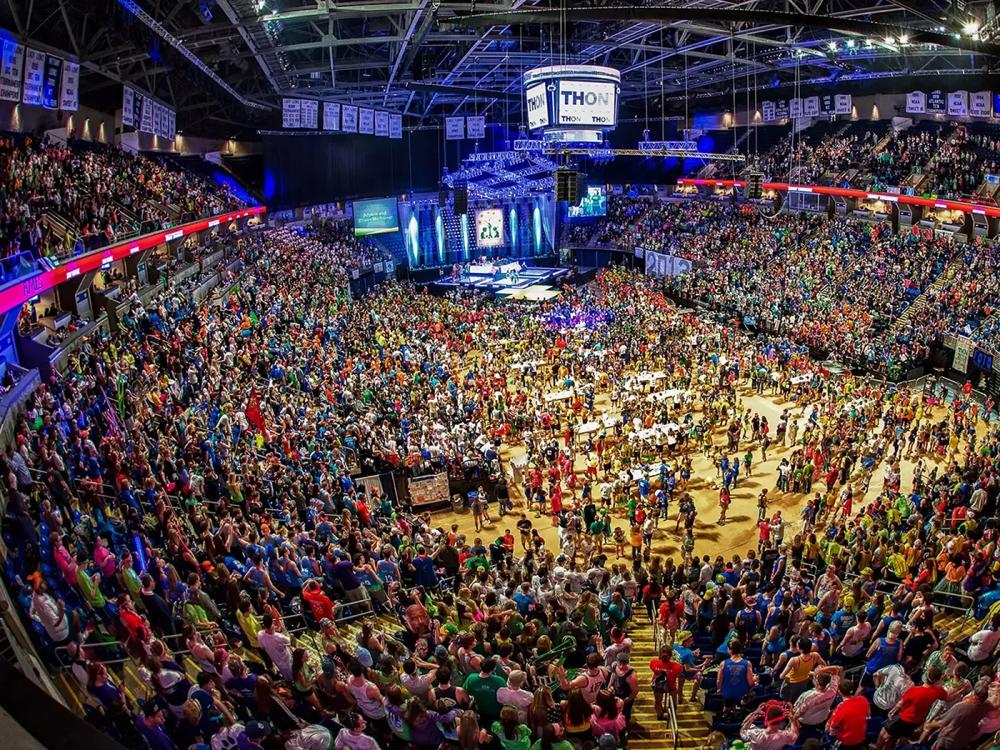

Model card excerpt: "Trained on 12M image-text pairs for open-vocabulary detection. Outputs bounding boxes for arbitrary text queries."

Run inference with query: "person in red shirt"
[874,666,948,750]
[827,678,870,750]
[649,646,681,720]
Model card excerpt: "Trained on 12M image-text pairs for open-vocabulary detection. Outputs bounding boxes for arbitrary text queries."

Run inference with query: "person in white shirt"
[793,666,842,727]
[496,670,534,722]
[30,580,70,643]
[740,702,800,750]
[968,614,1000,663]
[873,663,913,711]
[256,614,293,680]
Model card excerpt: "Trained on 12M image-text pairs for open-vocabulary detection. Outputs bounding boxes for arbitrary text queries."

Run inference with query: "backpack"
[609,667,634,700]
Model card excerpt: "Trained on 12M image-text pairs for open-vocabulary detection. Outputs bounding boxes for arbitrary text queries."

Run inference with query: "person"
[739,702,800,750]
[493,705,532,750]
[792,665,841,728]
[497,670,534,722]
[826,679,869,750]
[919,679,991,749]
[334,712,380,750]
[607,651,639,720]
[257,613,293,680]
[463,657,507,724]
[875,666,948,750]
[779,638,824,701]
[717,639,755,717]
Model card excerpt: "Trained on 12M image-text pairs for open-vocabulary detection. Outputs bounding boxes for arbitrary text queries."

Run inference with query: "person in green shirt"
[492,707,531,750]
[462,657,506,722]
[75,552,107,613]
[529,724,575,750]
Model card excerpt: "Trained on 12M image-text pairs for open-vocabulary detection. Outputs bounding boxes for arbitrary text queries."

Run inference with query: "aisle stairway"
[628,619,712,750]
[890,251,965,335]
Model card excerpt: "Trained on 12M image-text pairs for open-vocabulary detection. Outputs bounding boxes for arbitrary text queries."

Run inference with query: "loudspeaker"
[746,172,764,200]
[453,183,468,215]
[556,169,579,203]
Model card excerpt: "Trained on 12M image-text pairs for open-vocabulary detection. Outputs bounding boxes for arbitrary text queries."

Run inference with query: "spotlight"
[828,41,837,51]
[964,20,980,35]
[846,39,855,48]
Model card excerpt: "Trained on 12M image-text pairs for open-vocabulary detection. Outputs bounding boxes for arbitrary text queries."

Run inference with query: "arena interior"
[6,2,1000,750]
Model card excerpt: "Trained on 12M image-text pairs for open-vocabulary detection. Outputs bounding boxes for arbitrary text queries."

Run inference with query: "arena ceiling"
[2,0,1000,137]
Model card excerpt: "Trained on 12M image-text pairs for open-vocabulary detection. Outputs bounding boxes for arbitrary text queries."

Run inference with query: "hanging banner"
[927,90,946,114]
[834,94,851,115]
[0,40,24,102]
[374,109,389,137]
[466,115,486,139]
[774,100,789,120]
[359,107,374,134]
[947,90,968,116]
[906,91,926,114]
[41,54,61,109]
[971,90,992,117]
[59,60,79,111]
[322,101,340,130]
[282,98,302,128]
[803,96,820,117]
[152,102,163,137]
[140,96,155,133]
[165,109,176,140]
[342,105,358,132]
[389,113,403,139]
[820,95,836,115]
[954,336,972,374]
[122,87,134,126]
[21,47,45,106]
[761,100,775,122]
[301,99,318,129]
[788,98,802,118]
[445,116,465,140]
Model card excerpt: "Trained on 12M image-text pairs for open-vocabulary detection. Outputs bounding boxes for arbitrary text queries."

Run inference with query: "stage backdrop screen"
[567,186,607,218]
[476,209,504,249]
[353,197,399,236]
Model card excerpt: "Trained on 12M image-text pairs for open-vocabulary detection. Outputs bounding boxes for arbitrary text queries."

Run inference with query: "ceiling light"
[828,41,837,51]
[846,39,855,48]
[898,34,909,45]
[964,20,980,35]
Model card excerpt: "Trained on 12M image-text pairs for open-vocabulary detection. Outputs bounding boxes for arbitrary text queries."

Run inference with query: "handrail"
[666,691,680,750]
[0,205,267,319]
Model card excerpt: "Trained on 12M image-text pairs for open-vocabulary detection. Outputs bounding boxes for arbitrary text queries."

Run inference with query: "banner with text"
[466,115,486,139]
[301,99,318,129]
[322,101,340,130]
[762,94,850,122]
[342,105,358,132]
[59,61,78,111]
[445,116,465,140]
[389,113,403,139]
[359,107,374,134]
[0,39,23,102]
[21,47,44,106]
[374,109,389,137]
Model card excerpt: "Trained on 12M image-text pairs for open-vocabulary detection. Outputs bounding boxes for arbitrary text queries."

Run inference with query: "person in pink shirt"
[93,535,117,579]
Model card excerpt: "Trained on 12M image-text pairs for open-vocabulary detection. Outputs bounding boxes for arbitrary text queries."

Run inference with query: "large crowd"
[0,133,247,261]
[2,189,1000,750]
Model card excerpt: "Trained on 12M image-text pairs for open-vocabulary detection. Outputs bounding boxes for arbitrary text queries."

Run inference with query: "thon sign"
[557,80,617,126]
[523,65,621,133]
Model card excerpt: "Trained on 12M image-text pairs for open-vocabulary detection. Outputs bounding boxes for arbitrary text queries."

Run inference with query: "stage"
[429,262,574,301]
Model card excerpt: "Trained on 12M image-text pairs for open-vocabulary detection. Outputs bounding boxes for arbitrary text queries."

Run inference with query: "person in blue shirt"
[512,582,534,615]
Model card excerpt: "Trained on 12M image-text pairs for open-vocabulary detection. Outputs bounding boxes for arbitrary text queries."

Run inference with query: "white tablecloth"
[544,389,574,403]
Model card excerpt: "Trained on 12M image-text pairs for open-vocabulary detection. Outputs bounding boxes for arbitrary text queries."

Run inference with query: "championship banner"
[820,95,835,115]
[122,87,135,126]
[445,115,465,140]
[788,98,802,118]
[389,113,403,139]
[947,90,968,116]
[358,107,374,134]
[0,40,24,102]
[322,101,340,130]
[301,99,318,129]
[152,102,163,137]
[761,100,776,122]
[59,61,79,111]
[774,100,789,120]
[466,115,486,139]
[41,54,61,109]
[21,47,45,106]
[954,336,972,374]
[164,109,176,140]
[803,96,820,117]
[342,105,358,132]
[834,94,852,115]
[971,90,992,117]
[906,91,926,114]
[374,109,389,137]
[282,98,301,128]
[927,90,946,114]
[140,96,155,133]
